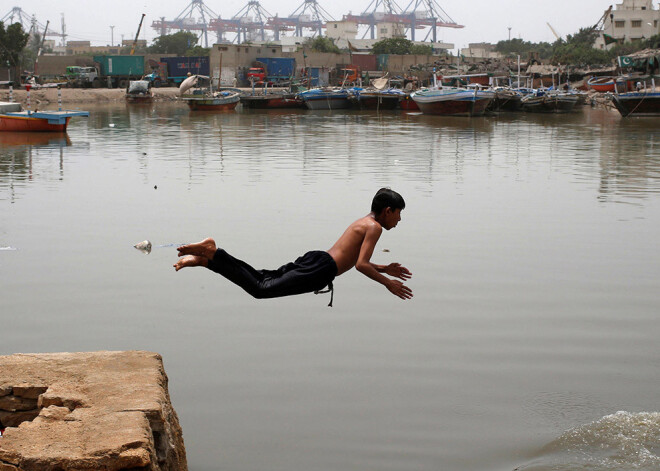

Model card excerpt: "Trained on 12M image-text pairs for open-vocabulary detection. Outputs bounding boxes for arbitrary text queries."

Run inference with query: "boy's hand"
[386,279,413,300]
[384,263,412,281]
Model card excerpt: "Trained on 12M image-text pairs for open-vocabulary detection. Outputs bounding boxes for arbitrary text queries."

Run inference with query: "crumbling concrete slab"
[0,351,187,471]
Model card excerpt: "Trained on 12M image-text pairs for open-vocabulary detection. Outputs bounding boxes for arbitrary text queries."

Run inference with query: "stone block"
[0,351,187,471]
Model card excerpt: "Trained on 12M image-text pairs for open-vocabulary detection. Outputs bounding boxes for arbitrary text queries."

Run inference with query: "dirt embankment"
[0,87,181,107]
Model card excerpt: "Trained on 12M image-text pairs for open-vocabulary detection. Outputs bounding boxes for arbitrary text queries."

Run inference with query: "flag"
[618,55,634,67]
[347,41,359,52]
[603,33,618,45]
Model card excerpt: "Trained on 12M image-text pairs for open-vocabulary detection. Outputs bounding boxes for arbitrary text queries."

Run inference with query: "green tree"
[410,43,433,55]
[0,22,29,69]
[371,37,415,55]
[552,28,611,65]
[185,45,210,56]
[304,36,341,53]
[148,31,200,55]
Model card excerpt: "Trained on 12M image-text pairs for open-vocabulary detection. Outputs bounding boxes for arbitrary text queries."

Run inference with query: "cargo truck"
[247,58,296,85]
[92,55,145,88]
[144,56,210,87]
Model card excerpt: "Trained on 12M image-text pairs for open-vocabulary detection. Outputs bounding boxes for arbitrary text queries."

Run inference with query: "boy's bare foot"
[173,255,208,271]
[177,238,216,258]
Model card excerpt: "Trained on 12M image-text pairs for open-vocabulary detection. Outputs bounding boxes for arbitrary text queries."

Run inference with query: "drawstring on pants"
[314,282,334,307]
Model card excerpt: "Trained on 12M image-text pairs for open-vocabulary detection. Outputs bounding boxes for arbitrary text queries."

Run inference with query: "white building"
[595,0,660,49]
[460,43,502,59]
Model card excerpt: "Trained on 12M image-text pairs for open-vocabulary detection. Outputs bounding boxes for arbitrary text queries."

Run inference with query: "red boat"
[399,94,419,110]
[240,93,303,109]
[0,110,90,132]
[587,76,616,92]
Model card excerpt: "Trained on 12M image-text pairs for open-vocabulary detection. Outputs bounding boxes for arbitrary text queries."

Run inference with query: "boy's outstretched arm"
[355,223,413,300]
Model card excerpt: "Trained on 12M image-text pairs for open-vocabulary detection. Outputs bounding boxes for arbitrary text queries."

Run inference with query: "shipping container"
[350,54,378,72]
[377,54,389,71]
[160,56,210,84]
[256,57,296,80]
[93,55,144,77]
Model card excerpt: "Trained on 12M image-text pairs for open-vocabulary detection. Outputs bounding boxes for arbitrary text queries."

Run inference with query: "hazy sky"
[6,0,622,51]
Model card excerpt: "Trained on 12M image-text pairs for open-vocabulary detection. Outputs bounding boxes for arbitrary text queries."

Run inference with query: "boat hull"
[302,97,350,110]
[587,77,615,93]
[125,95,153,104]
[521,95,578,113]
[351,94,400,110]
[414,96,491,116]
[0,110,89,132]
[0,115,70,132]
[611,93,660,117]
[399,95,419,110]
[240,94,303,109]
[184,98,240,111]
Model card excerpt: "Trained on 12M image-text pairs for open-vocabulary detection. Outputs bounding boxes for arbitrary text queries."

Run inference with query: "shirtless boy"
[174,188,413,304]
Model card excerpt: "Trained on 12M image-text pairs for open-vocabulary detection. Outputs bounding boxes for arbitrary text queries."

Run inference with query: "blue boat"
[298,88,351,110]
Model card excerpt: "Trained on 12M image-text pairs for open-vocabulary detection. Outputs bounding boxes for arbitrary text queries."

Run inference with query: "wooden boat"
[181,90,241,111]
[125,80,153,103]
[587,76,616,93]
[411,87,495,117]
[240,92,303,109]
[521,90,579,113]
[349,88,404,110]
[399,93,420,110]
[610,90,660,117]
[298,88,351,110]
[0,102,89,132]
[490,87,525,112]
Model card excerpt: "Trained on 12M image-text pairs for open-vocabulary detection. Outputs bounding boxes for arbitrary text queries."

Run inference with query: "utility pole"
[110,25,115,46]
[508,26,511,41]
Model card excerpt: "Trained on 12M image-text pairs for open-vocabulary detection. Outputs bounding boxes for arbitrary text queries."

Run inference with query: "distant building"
[460,43,502,59]
[595,0,660,49]
[65,41,122,55]
[121,39,147,48]
[326,20,359,41]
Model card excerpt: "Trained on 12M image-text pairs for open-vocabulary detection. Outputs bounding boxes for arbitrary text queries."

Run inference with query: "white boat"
[411,86,495,116]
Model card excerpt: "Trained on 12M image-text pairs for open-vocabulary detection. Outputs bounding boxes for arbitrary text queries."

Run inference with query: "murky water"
[1,103,659,471]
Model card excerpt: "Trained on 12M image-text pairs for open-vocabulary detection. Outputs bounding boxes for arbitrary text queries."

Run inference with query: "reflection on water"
[1,104,660,471]
[4,105,656,204]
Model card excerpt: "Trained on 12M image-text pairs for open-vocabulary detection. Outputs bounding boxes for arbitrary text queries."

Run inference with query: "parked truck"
[144,56,210,87]
[65,66,100,88]
[247,57,296,85]
[92,55,145,88]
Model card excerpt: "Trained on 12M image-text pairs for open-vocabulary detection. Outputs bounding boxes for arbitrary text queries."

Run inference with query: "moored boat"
[182,90,241,111]
[490,87,525,112]
[399,93,420,110]
[349,88,404,110]
[0,101,89,132]
[610,90,660,117]
[411,87,495,117]
[521,90,579,113]
[298,87,351,110]
[125,80,153,103]
[587,76,616,93]
[240,92,303,109]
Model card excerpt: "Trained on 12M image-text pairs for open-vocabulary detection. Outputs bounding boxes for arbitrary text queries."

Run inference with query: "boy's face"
[382,208,402,230]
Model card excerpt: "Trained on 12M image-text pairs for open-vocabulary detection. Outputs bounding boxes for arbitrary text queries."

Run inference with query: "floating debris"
[382,248,390,252]
[133,240,152,254]
[0,246,17,251]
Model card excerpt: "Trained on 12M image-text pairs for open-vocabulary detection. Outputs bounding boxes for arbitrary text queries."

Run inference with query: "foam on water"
[517,411,660,470]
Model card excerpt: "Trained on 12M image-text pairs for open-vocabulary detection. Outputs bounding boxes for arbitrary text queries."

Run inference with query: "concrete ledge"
[0,351,187,471]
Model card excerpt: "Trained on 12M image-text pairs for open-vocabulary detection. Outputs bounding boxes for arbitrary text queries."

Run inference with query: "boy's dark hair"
[371,188,405,214]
